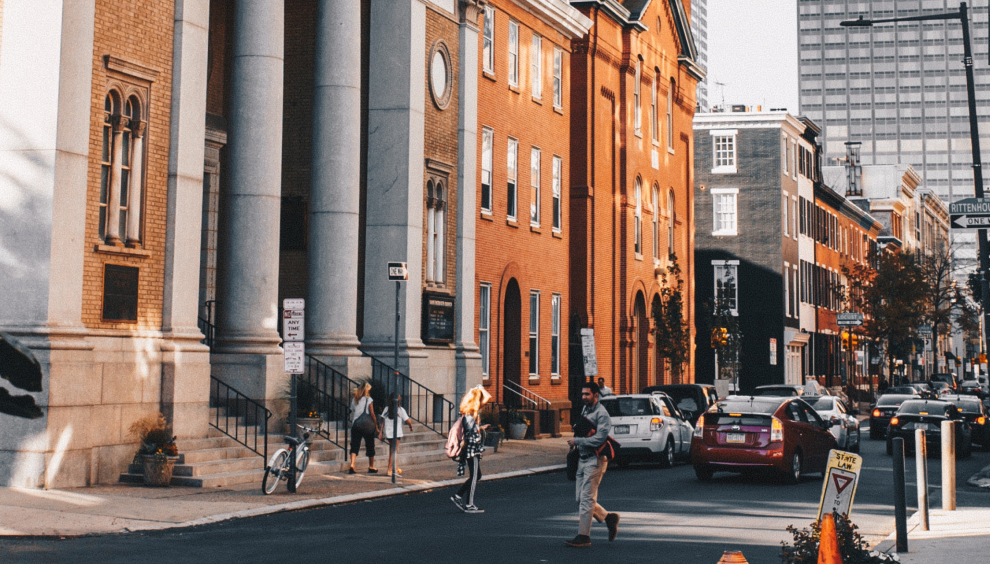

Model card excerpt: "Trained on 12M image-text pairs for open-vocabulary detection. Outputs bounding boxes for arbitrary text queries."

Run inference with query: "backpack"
[445,416,466,459]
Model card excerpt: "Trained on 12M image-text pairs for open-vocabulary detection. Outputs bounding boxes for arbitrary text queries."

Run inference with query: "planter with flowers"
[130,412,179,487]
[507,410,531,440]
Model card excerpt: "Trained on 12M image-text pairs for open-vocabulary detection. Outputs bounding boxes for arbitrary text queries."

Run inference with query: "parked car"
[751,385,804,397]
[944,394,990,450]
[806,396,861,453]
[933,372,959,391]
[885,399,972,458]
[598,393,694,468]
[959,380,986,399]
[918,380,954,398]
[642,384,719,425]
[870,393,917,440]
[691,396,839,484]
[886,385,922,396]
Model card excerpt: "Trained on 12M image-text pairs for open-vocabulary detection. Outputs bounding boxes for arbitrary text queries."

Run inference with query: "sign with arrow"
[950,198,990,230]
[818,449,863,520]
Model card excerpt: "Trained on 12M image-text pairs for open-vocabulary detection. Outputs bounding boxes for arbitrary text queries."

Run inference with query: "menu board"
[102,264,139,322]
[422,293,455,344]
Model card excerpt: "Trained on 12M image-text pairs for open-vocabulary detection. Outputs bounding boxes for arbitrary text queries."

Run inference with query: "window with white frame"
[650,73,659,143]
[792,264,799,316]
[553,48,562,108]
[781,136,788,174]
[652,186,660,261]
[552,155,562,231]
[711,188,738,236]
[480,283,491,378]
[633,60,642,134]
[711,129,737,174]
[783,194,789,236]
[790,140,797,178]
[425,178,446,284]
[531,33,542,99]
[667,190,675,255]
[99,90,147,246]
[792,198,798,240]
[784,261,791,317]
[508,21,519,86]
[551,293,561,377]
[529,290,540,376]
[507,137,518,219]
[713,260,738,315]
[530,147,541,225]
[634,177,643,255]
[483,6,494,74]
[481,127,493,213]
[666,78,675,150]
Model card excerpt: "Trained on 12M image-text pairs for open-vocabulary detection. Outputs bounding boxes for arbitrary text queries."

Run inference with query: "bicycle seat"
[283,435,302,446]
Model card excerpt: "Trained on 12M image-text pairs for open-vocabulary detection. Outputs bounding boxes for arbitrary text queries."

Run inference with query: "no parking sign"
[817,449,863,520]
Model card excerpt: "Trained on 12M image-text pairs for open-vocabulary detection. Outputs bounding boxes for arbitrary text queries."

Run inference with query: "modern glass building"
[692,0,709,111]
[797,0,990,266]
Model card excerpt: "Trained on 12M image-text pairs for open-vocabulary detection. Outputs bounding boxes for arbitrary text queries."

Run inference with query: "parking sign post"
[387,263,408,484]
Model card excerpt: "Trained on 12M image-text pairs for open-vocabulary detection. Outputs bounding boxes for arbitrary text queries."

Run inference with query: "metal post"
[915,429,930,531]
[392,280,401,485]
[941,420,956,510]
[394,280,401,371]
[391,394,399,484]
[892,437,908,552]
[288,373,297,493]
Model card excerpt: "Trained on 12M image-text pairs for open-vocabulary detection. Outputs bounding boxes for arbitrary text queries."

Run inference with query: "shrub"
[780,513,896,564]
[129,412,177,456]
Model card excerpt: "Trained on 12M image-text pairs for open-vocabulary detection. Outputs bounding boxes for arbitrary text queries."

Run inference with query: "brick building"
[568,0,703,400]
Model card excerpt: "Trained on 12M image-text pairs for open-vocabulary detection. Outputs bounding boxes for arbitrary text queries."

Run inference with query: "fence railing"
[209,376,271,462]
[299,355,359,450]
[198,300,216,348]
[364,353,456,437]
[503,380,552,410]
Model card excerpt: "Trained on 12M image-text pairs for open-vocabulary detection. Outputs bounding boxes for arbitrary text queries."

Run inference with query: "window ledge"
[711,166,737,174]
[480,210,494,221]
[483,70,496,82]
[530,224,541,233]
[634,129,643,139]
[552,229,562,239]
[532,95,543,105]
[635,252,644,261]
[509,83,520,94]
[712,231,738,237]
[95,243,152,258]
[553,105,563,115]
[667,146,675,155]
[551,375,561,383]
[528,375,540,384]
[507,218,519,228]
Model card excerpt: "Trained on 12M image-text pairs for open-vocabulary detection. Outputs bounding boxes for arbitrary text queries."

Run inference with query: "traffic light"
[841,331,850,351]
[711,327,728,348]
[850,333,859,349]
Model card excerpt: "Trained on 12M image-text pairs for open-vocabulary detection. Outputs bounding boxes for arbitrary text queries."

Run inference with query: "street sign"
[580,328,598,377]
[817,450,863,520]
[770,338,777,366]
[836,312,864,326]
[949,197,990,214]
[950,214,990,229]
[283,342,305,374]
[283,298,305,310]
[283,309,305,342]
[387,261,409,281]
[918,325,932,336]
[950,198,990,230]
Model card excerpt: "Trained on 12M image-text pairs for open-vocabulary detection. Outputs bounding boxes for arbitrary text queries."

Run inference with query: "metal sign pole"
[288,373,297,493]
[386,262,408,484]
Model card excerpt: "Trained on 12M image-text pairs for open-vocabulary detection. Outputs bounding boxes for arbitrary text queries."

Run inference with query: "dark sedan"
[870,394,916,440]
[886,399,972,458]
[944,394,990,450]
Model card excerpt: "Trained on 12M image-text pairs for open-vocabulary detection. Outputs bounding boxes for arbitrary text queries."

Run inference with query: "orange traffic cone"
[716,551,749,564]
[818,513,842,564]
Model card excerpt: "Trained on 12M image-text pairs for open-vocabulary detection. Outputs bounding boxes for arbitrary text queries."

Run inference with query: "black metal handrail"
[300,355,359,450]
[364,353,456,437]
[198,300,216,348]
[503,380,552,410]
[209,376,272,462]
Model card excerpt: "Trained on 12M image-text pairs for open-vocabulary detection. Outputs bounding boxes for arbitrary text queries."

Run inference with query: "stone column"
[454,0,484,404]
[125,120,145,246]
[160,0,212,439]
[213,0,286,403]
[307,0,365,377]
[362,0,427,376]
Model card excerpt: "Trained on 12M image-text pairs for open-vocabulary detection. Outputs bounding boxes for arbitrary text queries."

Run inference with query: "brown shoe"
[605,513,620,541]
[565,534,591,547]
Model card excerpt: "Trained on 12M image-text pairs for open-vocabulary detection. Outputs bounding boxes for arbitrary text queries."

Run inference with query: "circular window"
[429,41,452,110]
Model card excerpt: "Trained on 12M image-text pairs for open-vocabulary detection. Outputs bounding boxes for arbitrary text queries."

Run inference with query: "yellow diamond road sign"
[817,449,863,520]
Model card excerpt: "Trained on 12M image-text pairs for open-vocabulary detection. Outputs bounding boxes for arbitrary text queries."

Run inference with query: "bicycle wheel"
[294,448,310,488]
[263,449,289,495]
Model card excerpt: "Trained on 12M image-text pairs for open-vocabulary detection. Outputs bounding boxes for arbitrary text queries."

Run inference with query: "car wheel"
[785,451,802,485]
[659,437,675,469]
[694,465,714,482]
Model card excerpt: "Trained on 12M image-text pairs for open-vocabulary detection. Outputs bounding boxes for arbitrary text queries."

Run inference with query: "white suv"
[597,393,694,468]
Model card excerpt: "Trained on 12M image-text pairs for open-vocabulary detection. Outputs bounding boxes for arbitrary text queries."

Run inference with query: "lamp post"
[842,2,990,359]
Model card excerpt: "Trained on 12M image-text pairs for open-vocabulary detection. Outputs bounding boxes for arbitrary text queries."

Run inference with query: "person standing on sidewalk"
[451,386,491,514]
[379,392,415,475]
[347,383,378,474]
[565,381,619,547]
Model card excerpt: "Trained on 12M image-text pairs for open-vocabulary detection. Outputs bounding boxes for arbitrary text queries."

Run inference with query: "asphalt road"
[3,428,989,564]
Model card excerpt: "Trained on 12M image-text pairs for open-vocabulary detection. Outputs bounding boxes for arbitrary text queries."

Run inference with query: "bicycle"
[262,425,314,495]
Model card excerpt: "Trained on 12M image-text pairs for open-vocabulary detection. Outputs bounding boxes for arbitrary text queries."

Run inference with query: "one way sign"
[951,214,990,230]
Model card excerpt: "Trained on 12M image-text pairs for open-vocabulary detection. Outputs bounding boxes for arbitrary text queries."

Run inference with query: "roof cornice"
[511,0,595,38]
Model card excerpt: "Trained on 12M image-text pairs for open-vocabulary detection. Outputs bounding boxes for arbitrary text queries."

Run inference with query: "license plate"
[912,423,936,431]
[614,425,630,434]
[726,432,746,443]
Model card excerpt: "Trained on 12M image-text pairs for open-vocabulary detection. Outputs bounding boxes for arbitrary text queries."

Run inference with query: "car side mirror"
[829,416,841,427]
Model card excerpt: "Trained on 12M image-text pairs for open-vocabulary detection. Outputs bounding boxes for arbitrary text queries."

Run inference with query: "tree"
[652,254,691,379]
[917,243,955,362]
[701,268,742,389]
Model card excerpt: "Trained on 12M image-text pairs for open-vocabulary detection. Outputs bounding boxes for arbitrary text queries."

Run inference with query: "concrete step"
[172,456,264,477]
[310,448,449,475]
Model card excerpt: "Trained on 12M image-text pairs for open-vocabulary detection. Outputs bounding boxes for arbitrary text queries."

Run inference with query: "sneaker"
[463,504,484,514]
[347,467,356,475]
[565,534,591,547]
[450,495,465,511]
[368,468,379,474]
[605,513,620,542]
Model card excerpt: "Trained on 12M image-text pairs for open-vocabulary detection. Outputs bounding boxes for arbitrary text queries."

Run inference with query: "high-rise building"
[797,0,990,267]
[692,0,709,111]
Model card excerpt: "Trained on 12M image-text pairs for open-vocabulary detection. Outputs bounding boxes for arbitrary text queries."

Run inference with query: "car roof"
[715,396,791,414]
[604,394,662,400]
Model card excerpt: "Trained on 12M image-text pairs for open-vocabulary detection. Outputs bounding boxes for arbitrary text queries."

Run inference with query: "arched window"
[634,177,643,255]
[100,92,146,245]
[667,78,675,150]
[426,180,446,283]
[652,185,660,261]
[633,58,642,134]
[667,190,675,257]
[650,70,659,143]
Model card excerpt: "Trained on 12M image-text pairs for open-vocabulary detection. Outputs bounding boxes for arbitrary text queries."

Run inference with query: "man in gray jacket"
[565,381,619,547]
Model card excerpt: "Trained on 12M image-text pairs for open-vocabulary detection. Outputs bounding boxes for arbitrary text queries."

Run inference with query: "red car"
[691,396,839,484]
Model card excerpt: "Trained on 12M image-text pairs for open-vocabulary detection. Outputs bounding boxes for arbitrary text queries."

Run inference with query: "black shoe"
[605,513,620,542]
[450,495,466,512]
[565,535,591,547]
[463,505,484,514]
[347,467,355,474]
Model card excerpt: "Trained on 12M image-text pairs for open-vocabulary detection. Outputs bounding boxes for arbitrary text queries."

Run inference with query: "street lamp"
[841,2,990,361]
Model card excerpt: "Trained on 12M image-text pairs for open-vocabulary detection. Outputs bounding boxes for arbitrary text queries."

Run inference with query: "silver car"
[807,395,860,452]
[598,393,694,468]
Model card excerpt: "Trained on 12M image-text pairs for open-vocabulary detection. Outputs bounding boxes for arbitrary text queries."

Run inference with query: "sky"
[705,0,799,113]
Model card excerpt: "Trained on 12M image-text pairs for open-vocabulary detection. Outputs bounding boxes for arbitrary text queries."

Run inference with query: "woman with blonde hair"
[348,382,378,474]
[451,386,490,514]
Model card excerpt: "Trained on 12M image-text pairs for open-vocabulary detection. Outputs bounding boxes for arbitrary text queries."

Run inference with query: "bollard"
[892,437,908,552]
[818,513,842,564]
[915,429,929,531]
[941,420,956,510]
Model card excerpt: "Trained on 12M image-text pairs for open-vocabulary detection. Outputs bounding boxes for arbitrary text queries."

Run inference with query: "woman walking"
[348,382,378,474]
[379,392,415,475]
[451,386,490,514]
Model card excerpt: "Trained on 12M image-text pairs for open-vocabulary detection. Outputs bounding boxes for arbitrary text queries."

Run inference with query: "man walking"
[565,381,619,547]
[596,377,613,397]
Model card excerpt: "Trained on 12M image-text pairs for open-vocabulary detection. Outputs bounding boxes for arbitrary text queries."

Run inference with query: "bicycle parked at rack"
[262,425,315,495]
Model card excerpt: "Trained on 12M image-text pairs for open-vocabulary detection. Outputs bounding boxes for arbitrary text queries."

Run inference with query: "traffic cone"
[716,551,749,564]
[818,513,842,564]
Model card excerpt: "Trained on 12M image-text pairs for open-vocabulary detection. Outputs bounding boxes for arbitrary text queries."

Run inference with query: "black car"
[944,394,990,450]
[870,394,916,440]
[642,384,719,425]
[959,380,986,399]
[885,399,972,458]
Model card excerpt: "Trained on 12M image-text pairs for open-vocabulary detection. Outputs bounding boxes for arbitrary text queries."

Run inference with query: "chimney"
[844,141,862,197]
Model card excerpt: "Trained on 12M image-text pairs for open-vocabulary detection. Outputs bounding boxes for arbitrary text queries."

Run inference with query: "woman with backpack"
[379,392,415,475]
[348,382,378,474]
[450,385,490,514]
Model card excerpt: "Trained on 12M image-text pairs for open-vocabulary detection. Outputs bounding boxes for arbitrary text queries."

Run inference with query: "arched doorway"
[652,294,667,385]
[634,293,650,392]
[503,279,522,407]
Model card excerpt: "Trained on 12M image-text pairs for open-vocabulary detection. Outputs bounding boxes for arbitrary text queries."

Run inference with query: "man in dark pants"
[565,382,619,547]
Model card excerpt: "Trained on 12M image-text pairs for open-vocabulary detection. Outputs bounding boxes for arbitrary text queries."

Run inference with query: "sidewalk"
[0,436,570,537]
[874,507,990,564]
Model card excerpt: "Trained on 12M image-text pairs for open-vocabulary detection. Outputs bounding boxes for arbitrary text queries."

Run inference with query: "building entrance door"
[503,279,522,407]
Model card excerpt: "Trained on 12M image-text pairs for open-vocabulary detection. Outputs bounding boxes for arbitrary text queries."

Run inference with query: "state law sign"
[817,449,863,520]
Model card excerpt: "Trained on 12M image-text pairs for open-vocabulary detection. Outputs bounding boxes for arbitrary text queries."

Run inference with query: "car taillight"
[771,417,783,442]
[693,415,704,438]
[872,409,882,417]
[979,416,986,425]
[890,417,899,426]
[650,417,663,431]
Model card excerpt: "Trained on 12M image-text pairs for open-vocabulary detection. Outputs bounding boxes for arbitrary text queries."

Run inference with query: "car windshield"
[887,386,917,395]
[752,387,798,396]
[950,399,983,414]
[600,398,654,417]
[715,398,781,414]
[898,401,950,416]
[877,395,914,407]
[809,397,834,411]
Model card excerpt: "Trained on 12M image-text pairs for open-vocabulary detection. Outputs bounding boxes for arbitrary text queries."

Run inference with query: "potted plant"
[294,380,324,431]
[129,412,179,487]
[507,409,530,440]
